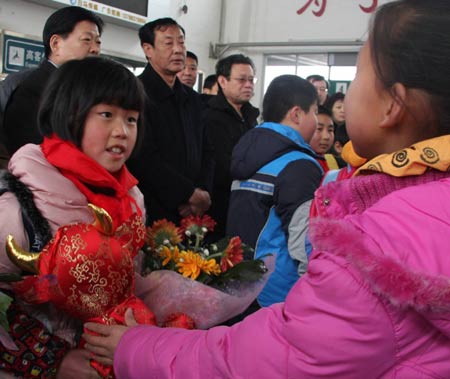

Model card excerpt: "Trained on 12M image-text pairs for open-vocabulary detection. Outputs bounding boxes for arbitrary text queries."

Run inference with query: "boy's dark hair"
[43,6,104,58]
[139,18,185,46]
[186,51,198,64]
[38,57,146,152]
[262,75,318,123]
[215,54,255,78]
[203,74,217,90]
[371,0,450,135]
[317,105,332,118]
[306,74,329,89]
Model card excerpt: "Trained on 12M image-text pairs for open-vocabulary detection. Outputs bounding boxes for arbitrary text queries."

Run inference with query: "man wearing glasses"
[203,54,260,240]
[306,74,329,105]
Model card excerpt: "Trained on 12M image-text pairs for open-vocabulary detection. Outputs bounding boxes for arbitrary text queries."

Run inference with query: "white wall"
[218,0,393,106]
[169,0,222,77]
[220,0,393,43]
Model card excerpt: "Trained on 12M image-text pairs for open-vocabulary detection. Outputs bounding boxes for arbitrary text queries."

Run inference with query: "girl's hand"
[83,308,137,365]
[56,349,102,379]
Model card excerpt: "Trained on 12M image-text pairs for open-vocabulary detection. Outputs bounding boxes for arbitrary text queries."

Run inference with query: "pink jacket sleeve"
[114,251,396,379]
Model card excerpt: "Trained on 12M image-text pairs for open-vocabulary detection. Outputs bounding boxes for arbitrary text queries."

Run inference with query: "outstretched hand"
[83,308,138,366]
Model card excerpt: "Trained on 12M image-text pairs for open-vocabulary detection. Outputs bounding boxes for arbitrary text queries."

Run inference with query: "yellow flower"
[177,251,202,280]
[159,246,181,266]
[176,251,220,280]
[201,258,221,276]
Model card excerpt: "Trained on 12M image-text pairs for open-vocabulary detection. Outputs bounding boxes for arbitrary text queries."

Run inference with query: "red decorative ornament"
[162,312,196,329]
[9,210,155,379]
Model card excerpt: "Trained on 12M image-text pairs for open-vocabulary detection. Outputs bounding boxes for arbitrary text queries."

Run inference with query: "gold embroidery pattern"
[48,213,145,320]
[61,230,88,263]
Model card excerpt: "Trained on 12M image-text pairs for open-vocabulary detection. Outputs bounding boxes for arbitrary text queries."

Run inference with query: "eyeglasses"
[316,87,328,93]
[229,76,257,85]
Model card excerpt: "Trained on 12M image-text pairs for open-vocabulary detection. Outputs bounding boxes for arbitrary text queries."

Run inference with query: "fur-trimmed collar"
[309,217,450,314]
[314,170,450,219]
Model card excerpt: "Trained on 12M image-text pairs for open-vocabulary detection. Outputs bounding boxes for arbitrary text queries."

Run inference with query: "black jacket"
[3,60,56,155]
[202,91,259,237]
[127,64,214,224]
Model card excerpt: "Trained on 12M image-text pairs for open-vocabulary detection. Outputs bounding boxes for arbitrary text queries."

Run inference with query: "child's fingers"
[82,332,109,349]
[84,322,111,335]
[85,342,113,358]
[124,308,138,327]
[89,352,113,367]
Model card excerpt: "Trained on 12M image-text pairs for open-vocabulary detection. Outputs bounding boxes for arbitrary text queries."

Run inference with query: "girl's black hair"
[38,56,146,151]
[370,0,450,135]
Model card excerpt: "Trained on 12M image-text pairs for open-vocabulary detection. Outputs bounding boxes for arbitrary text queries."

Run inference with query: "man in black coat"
[203,54,259,239]
[127,18,214,225]
[3,6,103,155]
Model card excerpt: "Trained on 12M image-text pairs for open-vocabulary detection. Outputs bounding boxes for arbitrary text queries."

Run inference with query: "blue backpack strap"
[259,150,323,177]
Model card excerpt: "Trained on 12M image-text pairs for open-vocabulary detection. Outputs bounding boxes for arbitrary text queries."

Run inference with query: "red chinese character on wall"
[297,0,327,17]
[297,0,378,17]
[359,0,378,13]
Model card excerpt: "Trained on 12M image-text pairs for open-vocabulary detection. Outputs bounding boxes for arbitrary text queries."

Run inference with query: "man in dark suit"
[127,18,214,224]
[203,54,259,239]
[3,6,103,155]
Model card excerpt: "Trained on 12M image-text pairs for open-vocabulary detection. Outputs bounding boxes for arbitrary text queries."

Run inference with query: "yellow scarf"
[341,141,367,168]
[355,135,450,177]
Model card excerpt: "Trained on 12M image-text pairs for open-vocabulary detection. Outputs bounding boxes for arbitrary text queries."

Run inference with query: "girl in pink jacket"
[84,1,450,377]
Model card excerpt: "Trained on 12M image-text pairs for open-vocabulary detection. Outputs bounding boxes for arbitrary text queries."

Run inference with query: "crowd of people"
[0,0,449,378]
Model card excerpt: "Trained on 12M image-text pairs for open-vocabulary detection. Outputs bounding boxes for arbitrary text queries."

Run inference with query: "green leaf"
[209,259,269,291]
[0,291,13,331]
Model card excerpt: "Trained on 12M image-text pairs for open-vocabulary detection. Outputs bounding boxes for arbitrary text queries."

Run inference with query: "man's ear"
[380,83,406,129]
[217,75,227,90]
[142,43,153,60]
[49,34,61,56]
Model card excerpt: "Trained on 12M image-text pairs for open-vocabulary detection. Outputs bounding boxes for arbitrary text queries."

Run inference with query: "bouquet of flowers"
[137,215,273,329]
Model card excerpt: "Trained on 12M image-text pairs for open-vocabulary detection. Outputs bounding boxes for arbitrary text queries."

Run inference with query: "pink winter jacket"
[114,170,450,379]
[0,144,146,345]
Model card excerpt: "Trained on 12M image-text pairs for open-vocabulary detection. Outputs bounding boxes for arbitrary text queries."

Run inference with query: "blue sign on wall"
[2,33,44,74]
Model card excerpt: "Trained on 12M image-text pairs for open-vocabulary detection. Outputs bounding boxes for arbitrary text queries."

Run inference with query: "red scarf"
[41,135,141,230]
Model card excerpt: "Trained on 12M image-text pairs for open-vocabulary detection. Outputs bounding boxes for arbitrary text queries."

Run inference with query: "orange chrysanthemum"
[220,236,244,272]
[176,250,220,280]
[201,257,221,276]
[179,215,217,236]
[147,219,182,248]
[177,251,203,280]
[159,246,181,266]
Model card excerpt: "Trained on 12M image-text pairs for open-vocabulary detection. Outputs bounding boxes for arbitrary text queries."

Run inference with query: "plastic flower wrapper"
[138,215,274,329]
[0,278,19,351]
